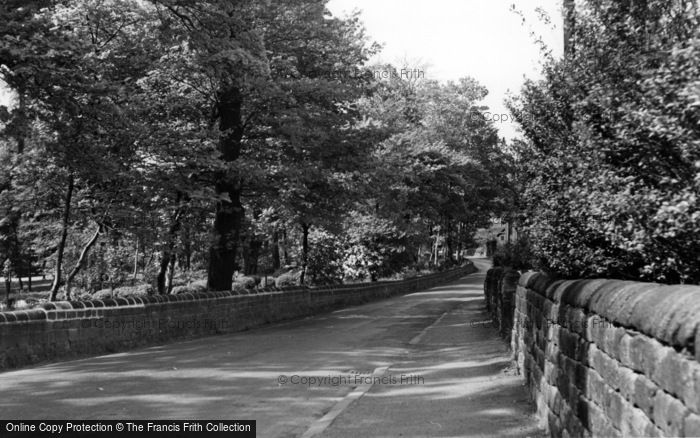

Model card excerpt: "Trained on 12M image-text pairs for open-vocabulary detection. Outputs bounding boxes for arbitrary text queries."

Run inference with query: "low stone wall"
[501,270,700,437]
[0,265,475,372]
[483,266,520,339]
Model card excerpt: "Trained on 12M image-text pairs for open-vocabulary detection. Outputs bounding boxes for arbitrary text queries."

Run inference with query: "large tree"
[509,0,700,283]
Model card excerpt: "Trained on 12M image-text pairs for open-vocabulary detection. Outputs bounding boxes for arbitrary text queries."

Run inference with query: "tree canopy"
[0,0,511,303]
[509,0,700,283]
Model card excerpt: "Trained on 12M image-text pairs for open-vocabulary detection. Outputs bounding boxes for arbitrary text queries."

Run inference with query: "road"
[0,259,543,437]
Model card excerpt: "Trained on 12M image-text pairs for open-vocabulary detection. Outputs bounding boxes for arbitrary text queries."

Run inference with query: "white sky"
[328,0,565,139]
[0,1,564,140]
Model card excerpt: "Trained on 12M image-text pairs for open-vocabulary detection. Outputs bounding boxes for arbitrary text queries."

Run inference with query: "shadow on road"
[0,259,542,437]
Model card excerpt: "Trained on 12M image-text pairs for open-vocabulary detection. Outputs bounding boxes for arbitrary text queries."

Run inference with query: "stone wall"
[483,266,520,339]
[0,265,475,372]
[497,269,700,437]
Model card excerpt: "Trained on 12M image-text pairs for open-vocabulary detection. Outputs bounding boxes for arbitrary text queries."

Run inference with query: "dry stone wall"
[492,269,700,437]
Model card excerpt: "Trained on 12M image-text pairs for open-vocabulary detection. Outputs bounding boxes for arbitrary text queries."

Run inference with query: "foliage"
[341,212,412,281]
[0,0,514,301]
[305,229,344,285]
[509,0,700,283]
[274,271,300,289]
[492,239,535,271]
[233,276,257,290]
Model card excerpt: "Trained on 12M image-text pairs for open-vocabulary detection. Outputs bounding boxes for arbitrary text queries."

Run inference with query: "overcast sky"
[0,1,564,140]
[328,0,564,139]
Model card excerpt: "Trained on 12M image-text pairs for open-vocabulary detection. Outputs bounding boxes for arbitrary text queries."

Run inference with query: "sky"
[0,1,564,140]
[327,0,565,139]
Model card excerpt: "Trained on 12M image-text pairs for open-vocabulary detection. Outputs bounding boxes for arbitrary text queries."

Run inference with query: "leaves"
[511,0,700,283]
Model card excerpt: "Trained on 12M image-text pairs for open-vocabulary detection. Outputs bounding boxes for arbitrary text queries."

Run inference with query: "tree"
[509,0,700,283]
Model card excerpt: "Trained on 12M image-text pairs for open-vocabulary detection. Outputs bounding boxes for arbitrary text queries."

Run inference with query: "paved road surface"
[0,259,543,437]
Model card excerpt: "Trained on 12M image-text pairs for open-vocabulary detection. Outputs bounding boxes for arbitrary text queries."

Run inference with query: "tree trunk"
[299,223,310,285]
[271,231,280,271]
[243,238,262,275]
[4,277,10,307]
[446,220,454,263]
[133,237,139,280]
[207,86,244,292]
[3,258,11,307]
[157,208,183,294]
[165,255,176,294]
[50,174,74,301]
[16,88,26,154]
[182,225,192,271]
[156,254,171,295]
[27,267,31,291]
[563,0,575,56]
[65,223,101,300]
[433,225,440,266]
[282,228,289,265]
[17,275,23,291]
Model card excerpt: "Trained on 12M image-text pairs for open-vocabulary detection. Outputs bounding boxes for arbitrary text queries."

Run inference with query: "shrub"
[114,284,153,297]
[492,239,535,271]
[509,0,700,283]
[258,276,275,288]
[171,281,207,295]
[233,276,257,290]
[92,289,115,300]
[342,212,413,281]
[275,271,300,288]
[306,229,344,285]
[232,282,250,294]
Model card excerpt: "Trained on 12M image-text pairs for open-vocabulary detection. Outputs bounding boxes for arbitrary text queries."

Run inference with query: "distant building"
[475,216,518,257]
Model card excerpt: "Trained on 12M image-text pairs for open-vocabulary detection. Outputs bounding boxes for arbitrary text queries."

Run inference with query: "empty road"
[0,259,543,437]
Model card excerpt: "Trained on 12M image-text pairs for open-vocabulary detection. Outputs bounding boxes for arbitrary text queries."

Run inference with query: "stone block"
[601,325,626,361]
[548,412,562,437]
[584,398,607,433]
[559,328,580,360]
[684,413,700,437]
[651,348,700,409]
[653,390,689,437]
[643,423,664,437]
[634,374,659,418]
[619,401,654,438]
[617,332,636,370]
[607,389,625,429]
[656,287,700,349]
[586,367,607,408]
[585,315,604,343]
[618,366,637,402]
[629,335,665,377]
[564,306,588,336]
[559,279,608,309]
[590,345,622,391]
[588,280,636,320]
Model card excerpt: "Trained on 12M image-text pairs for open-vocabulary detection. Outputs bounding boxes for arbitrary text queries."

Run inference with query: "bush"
[275,271,300,288]
[233,276,257,290]
[92,289,115,300]
[258,276,275,288]
[306,229,344,285]
[492,239,535,271]
[509,0,700,283]
[190,279,208,290]
[171,281,207,295]
[114,284,153,297]
[72,290,93,301]
[342,212,413,281]
[232,282,250,294]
